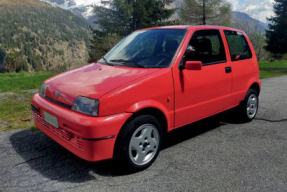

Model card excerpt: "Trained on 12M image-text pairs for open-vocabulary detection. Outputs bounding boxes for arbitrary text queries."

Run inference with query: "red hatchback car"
[32,25,261,171]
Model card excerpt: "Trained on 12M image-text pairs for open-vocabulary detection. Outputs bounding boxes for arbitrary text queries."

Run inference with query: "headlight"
[72,96,99,117]
[39,83,47,97]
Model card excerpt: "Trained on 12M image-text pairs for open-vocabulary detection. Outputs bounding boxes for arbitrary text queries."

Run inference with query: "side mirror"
[185,61,202,71]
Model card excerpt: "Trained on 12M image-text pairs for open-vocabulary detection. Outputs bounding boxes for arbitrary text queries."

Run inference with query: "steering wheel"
[152,53,173,67]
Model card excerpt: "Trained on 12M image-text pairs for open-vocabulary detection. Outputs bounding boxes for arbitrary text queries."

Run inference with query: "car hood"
[44,63,160,106]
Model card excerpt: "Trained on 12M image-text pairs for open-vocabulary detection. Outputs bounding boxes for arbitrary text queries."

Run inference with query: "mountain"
[0,0,90,72]
[232,11,268,33]
[39,0,109,22]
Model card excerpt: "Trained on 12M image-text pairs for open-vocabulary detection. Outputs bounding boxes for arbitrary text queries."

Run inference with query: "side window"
[224,30,252,61]
[185,30,227,65]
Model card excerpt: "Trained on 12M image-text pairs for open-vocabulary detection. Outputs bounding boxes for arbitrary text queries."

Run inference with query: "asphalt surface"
[1,76,287,192]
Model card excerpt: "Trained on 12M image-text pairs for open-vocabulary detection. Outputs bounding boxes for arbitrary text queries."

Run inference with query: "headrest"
[193,38,212,54]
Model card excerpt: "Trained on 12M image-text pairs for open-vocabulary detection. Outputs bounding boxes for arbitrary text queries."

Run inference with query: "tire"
[114,115,163,172]
[236,89,259,122]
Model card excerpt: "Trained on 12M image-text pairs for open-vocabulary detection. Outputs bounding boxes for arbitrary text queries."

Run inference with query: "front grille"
[44,96,72,109]
[33,112,84,150]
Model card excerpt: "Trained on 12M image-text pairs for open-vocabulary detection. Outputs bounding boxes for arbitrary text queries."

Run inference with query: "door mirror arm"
[178,59,186,70]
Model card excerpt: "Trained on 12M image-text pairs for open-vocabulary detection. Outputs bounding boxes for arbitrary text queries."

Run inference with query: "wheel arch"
[126,107,168,135]
[113,106,169,159]
[249,82,261,95]
[126,100,172,131]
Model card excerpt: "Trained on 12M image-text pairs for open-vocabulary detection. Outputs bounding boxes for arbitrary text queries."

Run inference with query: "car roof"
[140,25,244,33]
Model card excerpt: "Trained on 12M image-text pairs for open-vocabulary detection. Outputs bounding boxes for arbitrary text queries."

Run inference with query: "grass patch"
[0,72,56,131]
[0,72,56,93]
[259,60,287,79]
[0,92,34,131]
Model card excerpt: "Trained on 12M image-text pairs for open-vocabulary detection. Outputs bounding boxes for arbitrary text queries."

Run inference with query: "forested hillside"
[0,0,90,72]
[232,11,268,33]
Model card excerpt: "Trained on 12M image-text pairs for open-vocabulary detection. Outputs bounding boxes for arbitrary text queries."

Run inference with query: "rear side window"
[224,30,252,61]
[186,29,227,65]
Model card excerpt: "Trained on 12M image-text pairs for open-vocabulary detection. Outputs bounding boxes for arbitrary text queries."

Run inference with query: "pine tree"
[89,0,175,61]
[265,0,287,57]
[94,0,175,36]
[179,0,231,26]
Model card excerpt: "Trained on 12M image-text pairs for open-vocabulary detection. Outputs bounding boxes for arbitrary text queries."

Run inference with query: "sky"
[226,0,275,22]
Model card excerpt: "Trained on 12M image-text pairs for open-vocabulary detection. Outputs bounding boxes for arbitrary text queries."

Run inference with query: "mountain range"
[232,11,268,33]
[39,0,109,23]
[40,0,268,32]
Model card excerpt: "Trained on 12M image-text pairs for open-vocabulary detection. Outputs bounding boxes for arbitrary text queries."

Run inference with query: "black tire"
[114,115,163,172]
[236,89,259,122]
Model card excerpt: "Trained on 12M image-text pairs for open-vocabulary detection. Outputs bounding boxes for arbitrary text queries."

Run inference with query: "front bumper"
[31,93,132,162]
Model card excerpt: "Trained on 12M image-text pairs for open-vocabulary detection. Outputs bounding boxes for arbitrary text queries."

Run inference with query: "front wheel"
[237,89,259,122]
[114,115,163,172]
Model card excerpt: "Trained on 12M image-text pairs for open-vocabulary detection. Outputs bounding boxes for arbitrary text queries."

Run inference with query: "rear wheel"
[114,115,163,171]
[237,89,259,122]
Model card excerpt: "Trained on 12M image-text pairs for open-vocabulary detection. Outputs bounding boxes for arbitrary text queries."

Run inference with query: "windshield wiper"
[110,59,146,68]
[100,57,115,66]
[102,57,108,63]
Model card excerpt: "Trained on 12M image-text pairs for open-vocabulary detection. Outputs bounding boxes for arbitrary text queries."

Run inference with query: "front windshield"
[99,29,186,68]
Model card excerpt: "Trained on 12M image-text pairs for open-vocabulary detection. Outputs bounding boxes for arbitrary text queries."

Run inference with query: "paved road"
[1,76,287,192]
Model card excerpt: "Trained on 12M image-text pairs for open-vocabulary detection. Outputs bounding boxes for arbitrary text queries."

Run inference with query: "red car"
[32,25,261,171]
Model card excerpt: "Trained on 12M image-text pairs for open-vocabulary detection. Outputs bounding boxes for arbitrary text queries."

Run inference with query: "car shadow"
[164,115,224,149]
[10,112,241,183]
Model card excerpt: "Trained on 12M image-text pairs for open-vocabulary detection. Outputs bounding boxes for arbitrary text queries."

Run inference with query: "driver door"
[173,29,233,128]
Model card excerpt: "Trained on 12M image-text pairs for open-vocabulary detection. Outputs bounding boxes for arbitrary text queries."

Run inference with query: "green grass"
[259,60,287,79]
[0,92,34,131]
[0,72,56,93]
[0,72,56,131]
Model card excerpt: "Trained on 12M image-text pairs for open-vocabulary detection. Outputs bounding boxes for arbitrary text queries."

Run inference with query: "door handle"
[225,66,232,73]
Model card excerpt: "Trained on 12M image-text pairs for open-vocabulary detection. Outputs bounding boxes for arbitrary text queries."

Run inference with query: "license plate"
[43,111,59,128]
